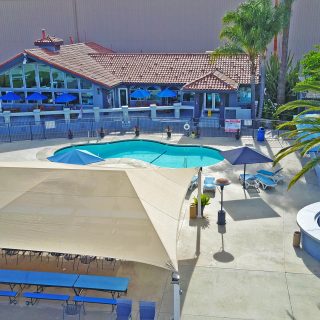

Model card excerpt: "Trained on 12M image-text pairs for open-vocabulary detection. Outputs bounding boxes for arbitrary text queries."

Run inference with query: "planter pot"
[293,231,301,247]
[135,131,140,137]
[167,131,172,139]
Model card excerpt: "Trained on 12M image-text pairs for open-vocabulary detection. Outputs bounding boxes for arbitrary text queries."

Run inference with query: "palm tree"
[277,0,295,105]
[212,0,283,119]
[274,80,320,188]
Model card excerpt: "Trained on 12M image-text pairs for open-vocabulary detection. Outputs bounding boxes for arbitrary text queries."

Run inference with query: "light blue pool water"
[56,140,224,168]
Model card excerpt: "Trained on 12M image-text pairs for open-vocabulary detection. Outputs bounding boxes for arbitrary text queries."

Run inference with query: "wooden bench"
[23,292,70,305]
[0,290,18,304]
[73,295,117,313]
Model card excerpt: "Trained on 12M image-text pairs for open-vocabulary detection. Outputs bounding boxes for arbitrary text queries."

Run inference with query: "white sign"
[45,121,56,129]
[225,119,241,132]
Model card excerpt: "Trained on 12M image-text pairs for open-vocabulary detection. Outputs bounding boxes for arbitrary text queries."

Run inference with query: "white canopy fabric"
[0,161,196,271]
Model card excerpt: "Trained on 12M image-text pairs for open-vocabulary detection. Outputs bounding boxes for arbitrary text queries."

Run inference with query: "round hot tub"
[297,202,320,261]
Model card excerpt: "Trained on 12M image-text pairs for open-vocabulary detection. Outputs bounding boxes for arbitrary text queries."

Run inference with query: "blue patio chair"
[116,299,132,320]
[255,174,277,190]
[256,168,283,183]
[139,301,156,320]
[239,174,259,190]
[203,176,216,193]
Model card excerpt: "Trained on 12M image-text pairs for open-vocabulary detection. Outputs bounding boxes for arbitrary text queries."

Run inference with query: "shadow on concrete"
[293,247,320,278]
[213,224,234,263]
[223,198,280,221]
[286,310,296,320]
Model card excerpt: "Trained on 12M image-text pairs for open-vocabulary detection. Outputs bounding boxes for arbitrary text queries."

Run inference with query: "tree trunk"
[277,0,293,105]
[250,60,256,119]
[258,55,266,119]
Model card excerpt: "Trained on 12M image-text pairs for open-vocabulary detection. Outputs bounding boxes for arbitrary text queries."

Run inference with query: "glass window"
[39,92,51,103]
[182,92,194,102]
[238,87,251,103]
[147,86,161,101]
[81,92,93,105]
[66,73,78,89]
[55,92,79,105]
[52,68,65,89]
[38,64,51,88]
[129,86,143,101]
[0,71,10,87]
[11,65,24,88]
[24,63,37,88]
[80,78,92,89]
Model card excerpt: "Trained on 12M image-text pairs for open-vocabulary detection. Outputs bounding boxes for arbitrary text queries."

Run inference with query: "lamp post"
[215,178,231,225]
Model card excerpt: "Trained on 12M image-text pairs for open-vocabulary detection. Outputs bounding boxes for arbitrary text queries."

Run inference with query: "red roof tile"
[84,42,115,53]
[25,43,119,88]
[183,70,239,91]
[90,53,259,89]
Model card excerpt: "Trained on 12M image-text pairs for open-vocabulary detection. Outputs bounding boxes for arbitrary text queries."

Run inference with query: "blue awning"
[48,149,104,165]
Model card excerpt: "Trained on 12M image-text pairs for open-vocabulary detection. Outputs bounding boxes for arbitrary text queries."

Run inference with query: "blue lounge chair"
[239,174,259,190]
[139,301,156,320]
[188,175,198,190]
[255,174,277,190]
[116,299,132,320]
[256,168,283,183]
[203,176,216,193]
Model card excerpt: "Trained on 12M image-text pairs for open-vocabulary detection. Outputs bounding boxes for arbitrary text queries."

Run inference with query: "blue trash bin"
[257,127,265,142]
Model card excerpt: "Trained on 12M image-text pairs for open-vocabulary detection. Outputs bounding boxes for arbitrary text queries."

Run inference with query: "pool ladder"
[183,157,188,168]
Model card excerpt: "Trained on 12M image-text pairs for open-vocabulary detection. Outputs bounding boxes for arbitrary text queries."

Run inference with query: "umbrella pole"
[243,164,246,189]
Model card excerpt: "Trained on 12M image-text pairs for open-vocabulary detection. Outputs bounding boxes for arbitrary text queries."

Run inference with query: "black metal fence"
[0,116,290,143]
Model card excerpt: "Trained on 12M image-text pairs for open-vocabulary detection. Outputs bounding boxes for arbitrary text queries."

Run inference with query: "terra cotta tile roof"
[183,70,239,91]
[25,43,120,88]
[90,53,259,89]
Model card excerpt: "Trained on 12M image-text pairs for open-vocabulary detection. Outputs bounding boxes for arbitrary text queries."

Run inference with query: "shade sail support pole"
[197,167,202,218]
[172,272,181,320]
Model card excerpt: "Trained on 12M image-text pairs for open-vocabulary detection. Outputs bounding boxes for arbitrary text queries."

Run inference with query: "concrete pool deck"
[0,134,319,319]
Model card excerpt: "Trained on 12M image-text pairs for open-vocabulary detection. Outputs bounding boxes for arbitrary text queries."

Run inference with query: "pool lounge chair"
[139,301,156,320]
[116,299,132,320]
[255,174,277,190]
[203,176,216,193]
[188,175,198,190]
[256,168,283,183]
[239,174,260,190]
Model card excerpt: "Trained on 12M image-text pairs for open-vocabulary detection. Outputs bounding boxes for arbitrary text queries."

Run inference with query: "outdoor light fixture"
[215,178,231,225]
[22,53,27,65]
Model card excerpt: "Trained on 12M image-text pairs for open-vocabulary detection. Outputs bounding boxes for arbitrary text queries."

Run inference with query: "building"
[0,31,260,125]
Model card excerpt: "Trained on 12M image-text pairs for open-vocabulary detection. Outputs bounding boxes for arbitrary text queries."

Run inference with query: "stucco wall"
[0,0,319,63]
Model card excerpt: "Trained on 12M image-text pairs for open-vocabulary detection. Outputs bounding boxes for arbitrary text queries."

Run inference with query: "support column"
[171,272,180,320]
[122,105,129,123]
[150,105,157,119]
[64,107,71,122]
[3,111,11,124]
[174,105,180,119]
[197,167,202,218]
[33,109,41,123]
[93,106,100,122]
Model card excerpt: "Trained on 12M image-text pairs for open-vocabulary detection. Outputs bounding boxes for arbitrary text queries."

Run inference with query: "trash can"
[257,127,265,142]
[293,231,301,247]
[189,204,197,219]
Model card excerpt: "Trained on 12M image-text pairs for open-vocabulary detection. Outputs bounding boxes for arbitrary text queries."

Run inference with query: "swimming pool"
[55,140,224,168]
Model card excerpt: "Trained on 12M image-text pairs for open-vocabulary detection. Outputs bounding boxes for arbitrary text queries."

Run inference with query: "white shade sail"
[0,162,196,270]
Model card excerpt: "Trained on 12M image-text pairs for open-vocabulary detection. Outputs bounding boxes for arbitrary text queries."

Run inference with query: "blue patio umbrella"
[26,92,47,101]
[130,89,150,99]
[47,149,104,165]
[220,146,273,188]
[0,92,22,101]
[157,88,177,98]
[55,93,77,103]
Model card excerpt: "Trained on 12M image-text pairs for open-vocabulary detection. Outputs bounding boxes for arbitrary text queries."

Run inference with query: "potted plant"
[193,194,211,217]
[134,126,140,137]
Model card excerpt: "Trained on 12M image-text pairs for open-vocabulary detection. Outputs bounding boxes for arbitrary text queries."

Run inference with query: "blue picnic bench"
[23,292,70,305]
[0,290,18,304]
[73,295,117,313]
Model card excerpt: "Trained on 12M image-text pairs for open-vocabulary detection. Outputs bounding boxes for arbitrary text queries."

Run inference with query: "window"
[0,71,10,87]
[182,92,194,102]
[38,64,51,88]
[204,93,222,111]
[129,86,144,101]
[52,68,65,89]
[147,86,160,101]
[80,78,92,89]
[118,88,128,107]
[238,87,251,103]
[81,93,93,105]
[66,73,78,89]
[39,92,52,103]
[24,63,37,88]
[11,65,24,88]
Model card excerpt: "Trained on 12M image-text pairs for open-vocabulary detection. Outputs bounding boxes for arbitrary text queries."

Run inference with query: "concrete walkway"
[0,134,319,320]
